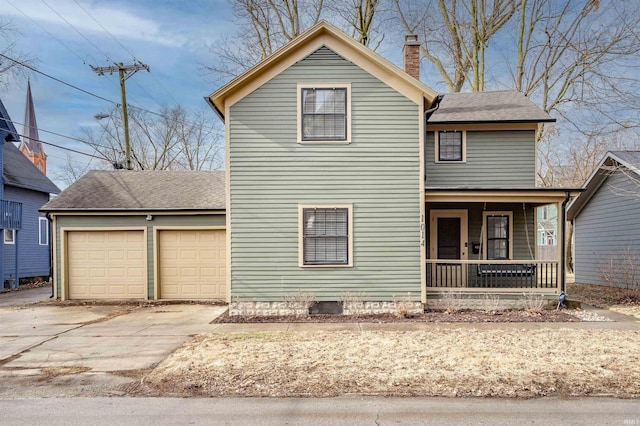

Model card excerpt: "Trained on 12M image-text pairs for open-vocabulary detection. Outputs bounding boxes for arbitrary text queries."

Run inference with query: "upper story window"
[299,204,353,267]
[435,130,466,162]
[297,83,351,144]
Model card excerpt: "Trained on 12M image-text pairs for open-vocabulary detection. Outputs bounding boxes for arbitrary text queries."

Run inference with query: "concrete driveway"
[0,290,226,397]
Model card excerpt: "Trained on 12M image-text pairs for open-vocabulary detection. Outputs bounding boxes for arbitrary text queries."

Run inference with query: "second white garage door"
[67,230,146,299]
[158,229,226,299]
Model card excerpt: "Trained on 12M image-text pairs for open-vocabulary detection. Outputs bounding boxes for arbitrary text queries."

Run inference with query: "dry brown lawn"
[143,328,640,398]
[568,282,640,319]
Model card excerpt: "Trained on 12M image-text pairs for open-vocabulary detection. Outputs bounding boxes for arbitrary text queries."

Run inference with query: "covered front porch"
[423,188,573,296]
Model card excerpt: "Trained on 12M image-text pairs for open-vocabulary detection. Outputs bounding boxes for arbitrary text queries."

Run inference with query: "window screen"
[303,207,349,265]
[301,88,347,140]
[438,131,463,161]
[486,215,509,260]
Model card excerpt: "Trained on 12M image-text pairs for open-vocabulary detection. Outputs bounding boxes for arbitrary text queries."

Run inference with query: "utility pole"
[90,62,149,170]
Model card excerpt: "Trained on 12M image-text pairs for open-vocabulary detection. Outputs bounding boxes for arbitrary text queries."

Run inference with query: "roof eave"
[41,208,226,213]
[427,118,556,125]
[208,21,438,113]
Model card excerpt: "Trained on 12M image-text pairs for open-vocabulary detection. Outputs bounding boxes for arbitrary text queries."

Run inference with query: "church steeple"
[19,81,47,174]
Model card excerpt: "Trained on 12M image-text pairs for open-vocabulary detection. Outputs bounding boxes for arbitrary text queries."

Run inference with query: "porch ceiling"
[424,187,581,203]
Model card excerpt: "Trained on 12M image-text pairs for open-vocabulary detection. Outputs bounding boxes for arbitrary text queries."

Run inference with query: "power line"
[7,0,89,65]
[3,128,108,160]
[70,0,181,106]
[41,0,116,65]
[71,0,138,62]
[0,53,117,105]
[0,116,112,150]
[0,53,220,132]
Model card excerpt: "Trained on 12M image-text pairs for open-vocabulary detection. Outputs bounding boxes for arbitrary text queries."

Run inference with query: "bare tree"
[395,0,517,92]
[0,17,36,89]
[205,0,387,81]
[329,0,387,49]
[513,0,640,137]
[206,0,325,80]
[53,153,109,188]
[81,106,224,172]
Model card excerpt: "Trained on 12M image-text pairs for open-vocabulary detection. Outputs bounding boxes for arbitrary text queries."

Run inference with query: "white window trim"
[434,130,467,163]
[297,83,352,144]
[298,203,353,268]
[39,217,49,246]
[4,229,15,245]
[482,211,513,260]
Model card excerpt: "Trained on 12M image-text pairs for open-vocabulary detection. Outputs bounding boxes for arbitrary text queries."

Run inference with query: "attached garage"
[157,229,226,299]
[42,170,227,301]
[66,230,146,299]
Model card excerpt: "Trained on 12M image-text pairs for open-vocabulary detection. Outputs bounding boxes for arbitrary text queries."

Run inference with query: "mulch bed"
[212,309,579,323]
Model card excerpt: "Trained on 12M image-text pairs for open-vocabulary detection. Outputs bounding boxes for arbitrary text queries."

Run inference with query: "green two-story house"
[208,22,573,314]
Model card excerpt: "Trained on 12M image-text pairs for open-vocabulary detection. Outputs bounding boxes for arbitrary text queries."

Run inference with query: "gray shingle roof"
[0,98,19,143]
[428,90,554,123]
[42,170,225,211]
[3,142,60,194]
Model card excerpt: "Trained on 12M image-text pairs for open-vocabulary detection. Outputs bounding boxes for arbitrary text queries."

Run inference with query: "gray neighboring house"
[567,151,640,287]
[41,170,226,300]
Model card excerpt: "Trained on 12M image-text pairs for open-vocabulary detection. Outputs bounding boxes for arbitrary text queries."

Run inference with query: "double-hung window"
[300,205,352,267]
[39,217,49,246]
[435,131,466,162]
[483,212,513,260]
[298,84,351,143]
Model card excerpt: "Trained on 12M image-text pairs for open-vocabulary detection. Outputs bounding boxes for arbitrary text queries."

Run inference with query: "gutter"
[424,94,444,122]
[560,190,571,293]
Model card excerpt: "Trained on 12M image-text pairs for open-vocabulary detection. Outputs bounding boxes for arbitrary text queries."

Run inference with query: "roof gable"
[208,21,437,118]
[42,170,225,211]
[567,151,640,220]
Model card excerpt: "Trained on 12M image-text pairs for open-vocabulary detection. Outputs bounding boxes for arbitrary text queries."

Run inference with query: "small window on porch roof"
[436,131,465,162]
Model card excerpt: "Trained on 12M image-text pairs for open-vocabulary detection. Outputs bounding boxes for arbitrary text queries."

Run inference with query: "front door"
[430,210,468,287]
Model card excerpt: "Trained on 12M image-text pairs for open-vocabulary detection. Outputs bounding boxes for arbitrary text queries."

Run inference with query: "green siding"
[425,130,536,187]
[426,203,536,261]
[54,214,225,298]
[229,46,422,301]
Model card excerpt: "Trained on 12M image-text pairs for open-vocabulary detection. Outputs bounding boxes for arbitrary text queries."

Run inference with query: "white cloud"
[6,0,186,47]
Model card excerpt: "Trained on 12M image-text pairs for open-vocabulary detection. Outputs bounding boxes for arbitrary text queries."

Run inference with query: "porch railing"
[426,259,559,289]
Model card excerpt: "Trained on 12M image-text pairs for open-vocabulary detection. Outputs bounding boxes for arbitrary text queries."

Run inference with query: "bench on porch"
[474,260,536,288]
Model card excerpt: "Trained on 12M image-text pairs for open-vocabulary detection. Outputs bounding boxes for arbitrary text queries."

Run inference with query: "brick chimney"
[403,34,421,80]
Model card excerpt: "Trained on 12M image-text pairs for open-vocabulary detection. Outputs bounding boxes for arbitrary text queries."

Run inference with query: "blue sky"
[2,0,235,188]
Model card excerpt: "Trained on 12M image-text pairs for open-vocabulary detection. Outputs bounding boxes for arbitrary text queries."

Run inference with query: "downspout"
[560,191,571,293]
[13,229,19,289]
[424,94,444,122]
[46,212,54,298]
[422,95,444,290]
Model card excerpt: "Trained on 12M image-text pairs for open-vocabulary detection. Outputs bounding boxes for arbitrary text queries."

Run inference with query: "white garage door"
[67,230,146,299]
[158,229,226,299]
